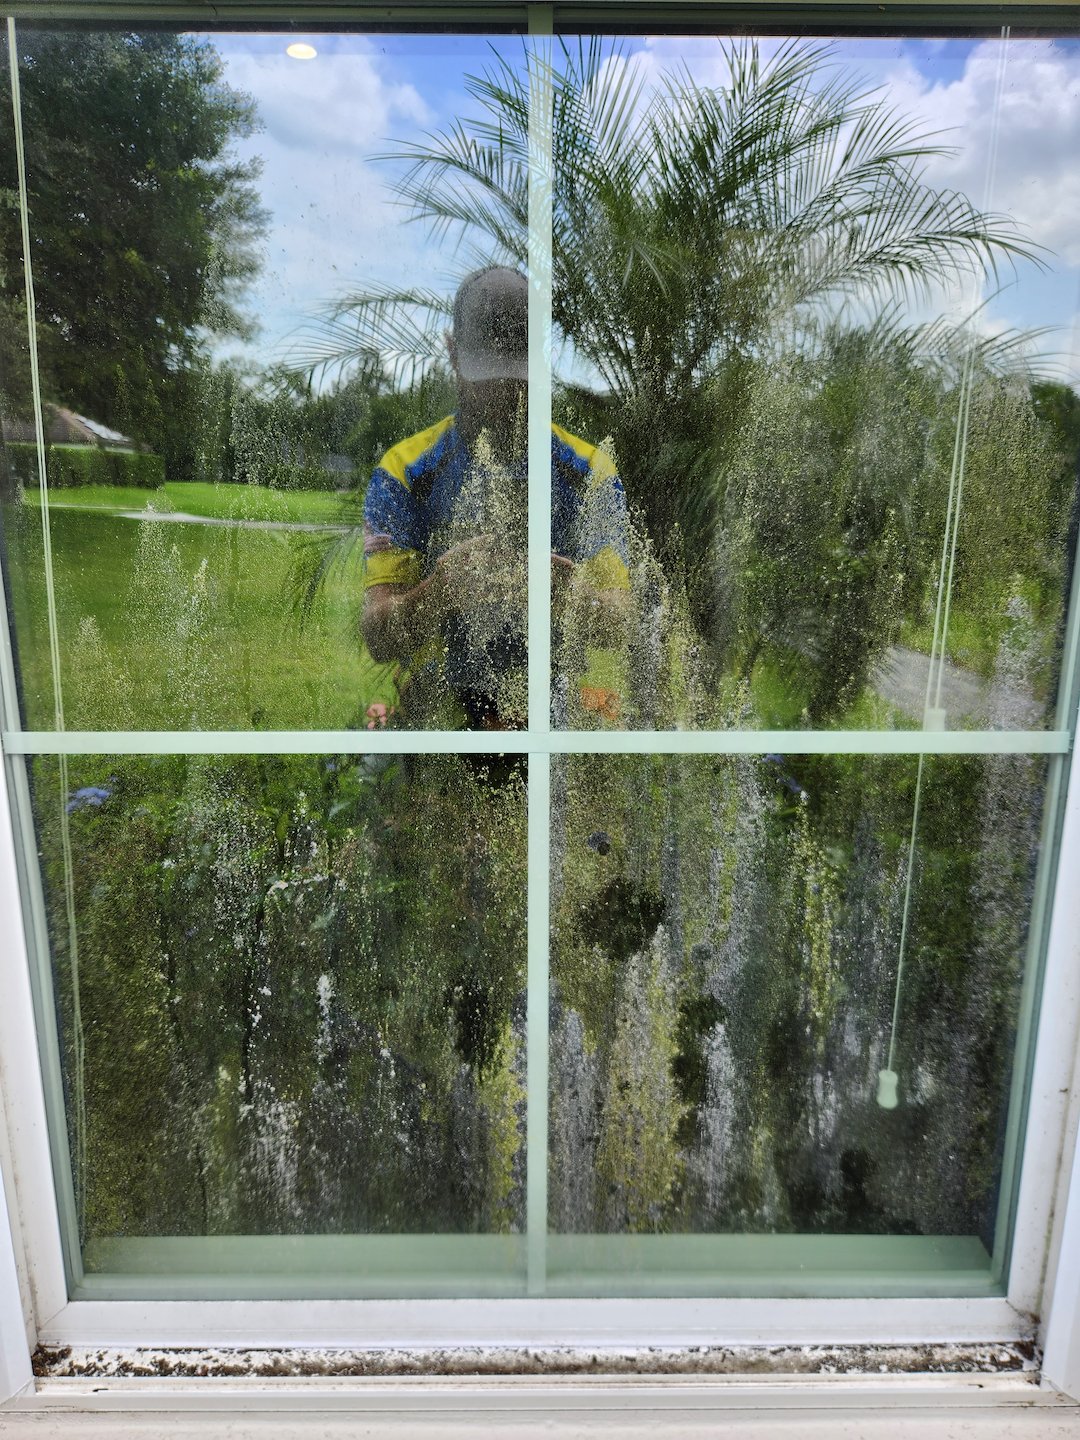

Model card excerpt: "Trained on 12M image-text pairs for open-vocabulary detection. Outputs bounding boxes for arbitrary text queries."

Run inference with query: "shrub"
[3,441,41,486]
[262,459,335,492]
[47,443,110,488]
[106,448,165,488]
[22,444,165,489]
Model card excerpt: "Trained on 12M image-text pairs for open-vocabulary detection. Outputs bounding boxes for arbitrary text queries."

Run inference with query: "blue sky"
[206,31,1080,389]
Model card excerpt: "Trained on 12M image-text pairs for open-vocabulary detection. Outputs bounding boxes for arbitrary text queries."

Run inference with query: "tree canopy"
[0,29,266,451]
[295,39,1047,702]
[305,39,1038,443]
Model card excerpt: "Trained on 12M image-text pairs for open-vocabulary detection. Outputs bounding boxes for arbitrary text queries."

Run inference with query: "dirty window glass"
[539,37,1080,733]
[549,750,1042,1288]
[32,750,527,1292]
[1,21,1078,1303]
[1,28,531,733]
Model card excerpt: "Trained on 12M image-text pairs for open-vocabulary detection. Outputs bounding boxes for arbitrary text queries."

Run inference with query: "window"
[1,2,1079,1341]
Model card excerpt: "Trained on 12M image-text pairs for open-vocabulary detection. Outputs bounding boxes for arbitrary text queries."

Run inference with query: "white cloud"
[222,42,430,156]
[622,36,1080,378]
[215,39,452,367]
[865,39,1080,378]
[641,33,787,90]
[877,40,1080,268]
[623,36,1080,270]
[589,36,788,135]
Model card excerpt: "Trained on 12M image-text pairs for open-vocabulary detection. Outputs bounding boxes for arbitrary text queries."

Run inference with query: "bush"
[27,443,165,489]
[107,448,165,488]
[3,441,41,486]
[48,443,110,488]
[261,459,336,492]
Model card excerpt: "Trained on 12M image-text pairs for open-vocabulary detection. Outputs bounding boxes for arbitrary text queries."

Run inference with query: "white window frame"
[3,0,1080,1405]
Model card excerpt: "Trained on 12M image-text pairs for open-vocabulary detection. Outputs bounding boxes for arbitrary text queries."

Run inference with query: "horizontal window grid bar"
[553,2,1080,29]
[4,4,529,22]
[1,728,1069,756]
[8,0,1080,19]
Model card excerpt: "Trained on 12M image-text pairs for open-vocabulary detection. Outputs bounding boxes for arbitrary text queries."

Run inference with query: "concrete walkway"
[116,510,349,534]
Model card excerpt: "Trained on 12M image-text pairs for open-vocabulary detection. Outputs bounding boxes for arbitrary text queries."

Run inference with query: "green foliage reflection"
[39,753,527,1239]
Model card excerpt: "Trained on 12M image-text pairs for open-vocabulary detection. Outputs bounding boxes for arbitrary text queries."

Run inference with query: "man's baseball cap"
[452,266,528,383]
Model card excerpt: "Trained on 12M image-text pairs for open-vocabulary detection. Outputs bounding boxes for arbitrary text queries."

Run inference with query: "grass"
[8,480,1054,734]
[899,607,997,678]
[5,485,393,732]
[23,480,355,527]
[899,574,1061,692]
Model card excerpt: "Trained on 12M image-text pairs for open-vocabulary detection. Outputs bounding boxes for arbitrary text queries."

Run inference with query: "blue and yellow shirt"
[362,415,630,593]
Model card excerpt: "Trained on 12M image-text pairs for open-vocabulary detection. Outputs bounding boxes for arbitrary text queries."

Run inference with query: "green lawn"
[7,480,1053,734]
[5,484,393,732]
[24,480,355,527]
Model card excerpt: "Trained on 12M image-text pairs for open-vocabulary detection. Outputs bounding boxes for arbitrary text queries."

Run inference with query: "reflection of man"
[362,265,630,727]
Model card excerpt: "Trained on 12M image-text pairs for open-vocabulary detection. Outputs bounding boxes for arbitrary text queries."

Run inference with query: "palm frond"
[287,498,365,624]
[292,36,1047,432]
[287,284,454,388]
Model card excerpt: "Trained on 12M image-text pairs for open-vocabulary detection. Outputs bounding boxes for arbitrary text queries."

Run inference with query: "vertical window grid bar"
[526,3,554,1297]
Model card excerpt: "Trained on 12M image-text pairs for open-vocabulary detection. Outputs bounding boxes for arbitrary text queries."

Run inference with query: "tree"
[0,30,266,463]
[299,40,1041,693]
[712,325,943,718]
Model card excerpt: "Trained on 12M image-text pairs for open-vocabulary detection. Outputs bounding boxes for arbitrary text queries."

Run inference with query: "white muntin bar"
[1,727,1070,757]
[526,755,550,1295]
[527,6,554,740]
[526,3,554,1297]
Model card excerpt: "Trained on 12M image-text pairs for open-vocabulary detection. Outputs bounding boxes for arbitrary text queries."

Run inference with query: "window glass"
[540,36,1080,732]
[1,28,532,732]
[5,30,1077,736]
[549,751,1044,1292]
[1,18,1078,1306]
[29,750,526,1294]
[0,21,53,730]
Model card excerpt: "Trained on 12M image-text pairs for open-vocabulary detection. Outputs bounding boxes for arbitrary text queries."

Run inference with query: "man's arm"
[362,535,508,664]
[364,545,602,664]
[362,577,441,664]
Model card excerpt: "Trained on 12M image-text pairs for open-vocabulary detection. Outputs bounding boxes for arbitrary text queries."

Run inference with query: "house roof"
[1,405,134,448]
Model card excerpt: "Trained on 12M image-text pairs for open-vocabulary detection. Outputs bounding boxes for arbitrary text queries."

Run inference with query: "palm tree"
[296,38,1041,692]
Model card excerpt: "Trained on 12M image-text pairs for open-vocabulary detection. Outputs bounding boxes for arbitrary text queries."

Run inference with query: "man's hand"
[362,577,439,663]
[363,536,526,665]
[362,543,617,665]
[432,534,526,617]
[434,539,575,619]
